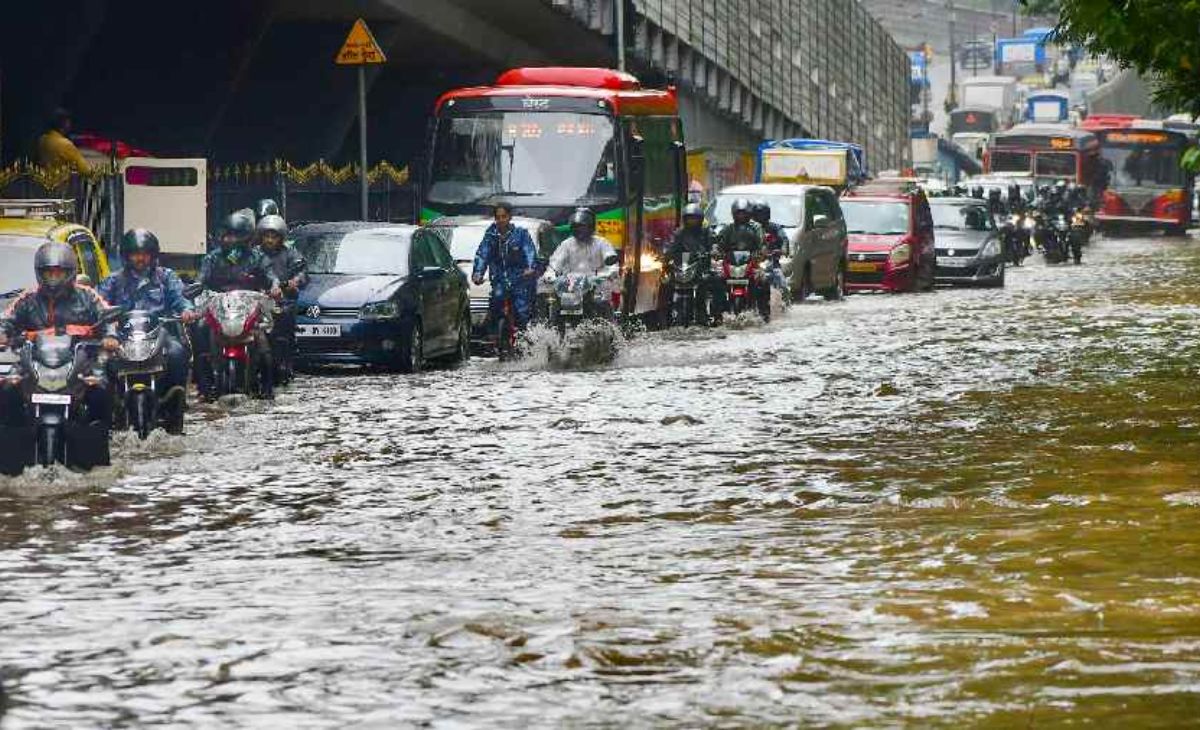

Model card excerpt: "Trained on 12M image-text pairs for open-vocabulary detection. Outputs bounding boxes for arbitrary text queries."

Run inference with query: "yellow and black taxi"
[0,200,110,300]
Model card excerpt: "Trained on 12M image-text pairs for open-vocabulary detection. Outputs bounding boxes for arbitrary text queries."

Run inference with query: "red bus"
[986,124,1103,192]
[1095,126,1196,234]
[422,67,687,319]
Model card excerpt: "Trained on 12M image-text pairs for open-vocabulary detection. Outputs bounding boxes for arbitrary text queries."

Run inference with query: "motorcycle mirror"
[183,282,204,299]
[100,307,124,323]
[811,214,830,229]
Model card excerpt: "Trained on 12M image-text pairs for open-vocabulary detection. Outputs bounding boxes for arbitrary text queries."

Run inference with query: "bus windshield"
[427,112,618,208]
[991,150,1032,174]
[1102,145,1185,188]
[1035,152,1078,178]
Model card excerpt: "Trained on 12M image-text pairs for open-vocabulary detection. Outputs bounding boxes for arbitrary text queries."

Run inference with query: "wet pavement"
[3,234,1200,727]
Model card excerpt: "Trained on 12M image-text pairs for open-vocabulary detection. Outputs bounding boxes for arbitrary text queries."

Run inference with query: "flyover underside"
[2,0,907,170]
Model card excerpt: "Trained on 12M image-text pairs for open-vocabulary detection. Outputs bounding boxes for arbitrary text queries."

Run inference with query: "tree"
[1021,0,1061,14]
[1027,0,1200,118]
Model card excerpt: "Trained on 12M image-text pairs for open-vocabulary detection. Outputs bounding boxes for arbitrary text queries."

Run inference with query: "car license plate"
[297,324,341,338]
[938,258,970,268]
[31,393,71,406]
[848,261,876,273]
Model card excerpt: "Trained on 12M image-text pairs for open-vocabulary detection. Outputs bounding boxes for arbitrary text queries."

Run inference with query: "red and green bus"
[421,67,686,319]
[1094,126,1196,235]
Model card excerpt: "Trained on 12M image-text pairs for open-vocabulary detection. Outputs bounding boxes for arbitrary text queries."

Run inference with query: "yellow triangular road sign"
[336,18,387,65]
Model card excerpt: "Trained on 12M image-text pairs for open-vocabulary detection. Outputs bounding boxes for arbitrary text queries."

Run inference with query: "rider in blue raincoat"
[471,201,538,328]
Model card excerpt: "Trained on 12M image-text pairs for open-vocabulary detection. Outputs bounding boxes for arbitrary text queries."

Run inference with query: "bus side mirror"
[604,254,619,267]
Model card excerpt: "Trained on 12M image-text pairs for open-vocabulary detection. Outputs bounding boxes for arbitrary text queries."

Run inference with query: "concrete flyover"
[2,0,911,173]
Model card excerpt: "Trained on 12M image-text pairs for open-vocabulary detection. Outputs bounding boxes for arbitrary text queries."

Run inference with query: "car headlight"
[361,300,400,320]
[889,244,911,264]
[980,238,1001,258]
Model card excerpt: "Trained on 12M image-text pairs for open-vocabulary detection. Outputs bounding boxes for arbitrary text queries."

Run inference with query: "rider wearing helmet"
[472,201,539,330]
[666,203,721,325]
[716,198,764,255]
[750,200,786,255]
[547,208,618,277]
[254,198,281,222]
[197,211,281,399]
[0,241,118,430]
[255,214,307,384]
[97,229,197,413]
[200,211,281,295]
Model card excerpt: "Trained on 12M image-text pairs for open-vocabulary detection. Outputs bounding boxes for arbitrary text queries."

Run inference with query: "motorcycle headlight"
[889,244,912,264]
[1023,217,1037,230]
[361,300,400,320]
[121,336,159,363]
[980,238,1001,258]
[33,362,71,392]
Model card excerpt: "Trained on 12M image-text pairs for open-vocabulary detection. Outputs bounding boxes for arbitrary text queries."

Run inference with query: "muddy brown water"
[3,235,1200,727]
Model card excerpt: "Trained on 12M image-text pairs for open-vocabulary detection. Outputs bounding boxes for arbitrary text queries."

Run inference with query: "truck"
[756,139,868,191]
[959,76,1019,129]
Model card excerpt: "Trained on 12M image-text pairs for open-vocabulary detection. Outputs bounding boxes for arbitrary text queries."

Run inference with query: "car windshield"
[841,201,909,235]
[0,235,40,294]
[293,229,411,276]
[931,203,993,231]
[427,112,618,208]
[447,226,491,262]
[1102,145,1185,188]
[706,193,805,227]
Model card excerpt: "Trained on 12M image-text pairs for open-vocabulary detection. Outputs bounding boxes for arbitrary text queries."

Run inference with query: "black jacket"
[0,285,114,340]
[200,246,280,293]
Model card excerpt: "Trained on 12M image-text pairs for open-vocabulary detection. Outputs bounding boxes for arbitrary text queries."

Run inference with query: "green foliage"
[1038,0,1200,118]
[1021,0,1061,14]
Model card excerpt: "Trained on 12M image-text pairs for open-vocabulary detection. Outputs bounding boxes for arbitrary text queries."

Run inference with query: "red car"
[841,190,936,293]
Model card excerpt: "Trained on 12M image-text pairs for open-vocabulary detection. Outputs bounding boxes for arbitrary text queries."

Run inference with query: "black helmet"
[255,198,280,221]
[971,185,985,199]
[220,210,255,249]
[987,187,1002,202]
[119,228,161,271]
[569,207,596,237]
[34,241,78,296]
[731,198,752,219]
[1007,183,1021,201]
[750,199,771,222]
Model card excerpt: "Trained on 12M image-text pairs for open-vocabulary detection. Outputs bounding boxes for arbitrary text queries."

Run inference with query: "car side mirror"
[811,214,830,229]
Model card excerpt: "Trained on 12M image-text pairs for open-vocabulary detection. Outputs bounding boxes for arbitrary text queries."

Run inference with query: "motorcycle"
[722,250,764,317]
[0,320,116,474]
[1069,210,1090,262]
[112,310,186,439]
[1042,213,1071,264]
[1001,213,1030,267]
[549,255,619,333]
[202,289,275,398]
[667,251,711,328]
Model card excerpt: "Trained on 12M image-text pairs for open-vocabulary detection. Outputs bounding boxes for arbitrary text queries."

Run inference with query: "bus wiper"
[467,191,545,205]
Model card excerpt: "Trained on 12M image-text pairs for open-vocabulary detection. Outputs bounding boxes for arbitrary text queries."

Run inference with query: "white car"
[427,215,556,337]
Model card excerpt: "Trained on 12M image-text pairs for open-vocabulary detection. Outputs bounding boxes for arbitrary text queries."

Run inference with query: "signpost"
[336,19,387,220]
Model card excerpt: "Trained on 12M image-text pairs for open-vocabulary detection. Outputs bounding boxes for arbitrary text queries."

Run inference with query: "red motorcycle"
[200,290,275,398]
[722,250,764,316]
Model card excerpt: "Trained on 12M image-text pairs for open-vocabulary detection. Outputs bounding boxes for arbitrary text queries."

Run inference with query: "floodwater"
[3,235,1200,727]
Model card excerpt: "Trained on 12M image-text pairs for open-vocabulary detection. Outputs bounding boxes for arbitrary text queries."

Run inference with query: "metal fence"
[548,0,912,170]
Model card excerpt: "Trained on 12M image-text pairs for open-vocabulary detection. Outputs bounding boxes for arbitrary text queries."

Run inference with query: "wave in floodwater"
[3,236,1200,727]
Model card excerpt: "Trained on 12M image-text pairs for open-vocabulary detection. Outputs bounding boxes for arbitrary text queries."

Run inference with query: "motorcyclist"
[666,203,721,323]
[197,211,281,399]
[750,199,788,295]
[97,229,198,409]
[472,201,538,330]
[0,241,118,429]
[716,198,765,256]
[546,208,618,277]
[256,214,307,383]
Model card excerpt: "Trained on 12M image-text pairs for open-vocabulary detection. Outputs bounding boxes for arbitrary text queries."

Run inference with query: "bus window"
[1035,152,1078,178]
[1102,146,1186,188]
[991,150,1032,174]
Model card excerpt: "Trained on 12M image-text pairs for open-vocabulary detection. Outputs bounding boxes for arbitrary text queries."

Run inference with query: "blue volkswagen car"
[291,222,470,372]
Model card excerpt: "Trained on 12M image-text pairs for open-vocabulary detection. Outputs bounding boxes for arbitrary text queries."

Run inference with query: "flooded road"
[4,235,1200,727]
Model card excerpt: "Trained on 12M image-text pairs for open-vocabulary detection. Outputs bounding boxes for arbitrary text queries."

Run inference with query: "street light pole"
[948,0,957,110]
[615,0,626,71]
[358,65,368,221]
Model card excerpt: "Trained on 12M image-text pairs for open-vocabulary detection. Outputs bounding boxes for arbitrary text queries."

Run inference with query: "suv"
[840,185,936,293]
[706,183,849,301]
